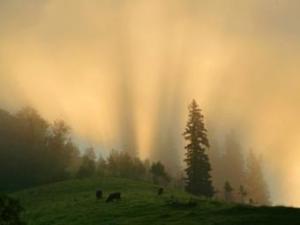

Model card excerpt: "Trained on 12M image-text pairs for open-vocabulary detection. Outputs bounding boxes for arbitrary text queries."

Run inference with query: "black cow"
[158,187,164,196]
[106,192,121,203]
[96,190,103,199]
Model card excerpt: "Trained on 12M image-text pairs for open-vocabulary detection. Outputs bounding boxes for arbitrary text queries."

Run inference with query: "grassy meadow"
[10,177,300,225]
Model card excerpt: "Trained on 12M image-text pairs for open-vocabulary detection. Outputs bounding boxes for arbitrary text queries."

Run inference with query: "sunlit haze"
[1,0,300,206]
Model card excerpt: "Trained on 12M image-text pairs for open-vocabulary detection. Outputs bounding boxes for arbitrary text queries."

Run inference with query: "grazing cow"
[96,190,103,199]
[106,192,121,203]
[158,187,164,196]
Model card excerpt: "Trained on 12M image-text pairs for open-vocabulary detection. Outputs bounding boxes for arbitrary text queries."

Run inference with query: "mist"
[1,0,300,206]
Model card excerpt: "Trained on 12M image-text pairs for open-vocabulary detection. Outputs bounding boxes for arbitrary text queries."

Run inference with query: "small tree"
[77,147,96,178]
[239,185,248,204]
[106,149,120,176]
[224,181,234,202]
[245,150,270,205]
[46,120,74,181]
[96,155,108,177]
[183,100,214,197]
[150,161,170,185]
[222,132,246,188]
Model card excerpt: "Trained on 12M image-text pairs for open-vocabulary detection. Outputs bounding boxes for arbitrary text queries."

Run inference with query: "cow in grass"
[96,190,103,200]
[158,187,164,196]
[106,192,121,203]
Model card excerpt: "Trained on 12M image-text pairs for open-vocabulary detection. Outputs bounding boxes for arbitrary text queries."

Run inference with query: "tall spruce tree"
[183,100,214,197]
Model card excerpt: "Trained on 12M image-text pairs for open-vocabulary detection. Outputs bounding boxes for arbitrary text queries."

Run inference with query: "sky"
[1,0,300,206]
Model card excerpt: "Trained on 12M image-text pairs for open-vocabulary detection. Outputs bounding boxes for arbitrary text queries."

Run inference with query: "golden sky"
[1,0,300,206]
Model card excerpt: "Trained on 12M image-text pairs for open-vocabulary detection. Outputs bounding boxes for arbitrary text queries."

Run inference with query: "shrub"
[0,194,26,225]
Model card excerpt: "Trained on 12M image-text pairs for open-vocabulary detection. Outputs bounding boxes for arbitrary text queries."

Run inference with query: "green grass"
[11,177,300,225]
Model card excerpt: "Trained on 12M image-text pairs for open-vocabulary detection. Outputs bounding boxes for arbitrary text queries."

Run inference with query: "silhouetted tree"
[245,150,270,205]
[208,138,224,197]
[222,132,246,188]
[64,142,81,177]
[150,161,170,185]
[15,107,49,187]
[209,131,247,201]
[77,147,96,178]
[96,154,108,177]
[183,100,214,197]
[142,159,152,181]
[46,120,75,181]
[0,109,21,190]
[0,107,81,190]
[239,185,248,204]
[106,149,147,180]
[131,157,147,179]
[224,181,234,202]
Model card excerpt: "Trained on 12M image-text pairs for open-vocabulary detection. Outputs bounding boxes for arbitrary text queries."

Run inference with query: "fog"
[1,0,300,206]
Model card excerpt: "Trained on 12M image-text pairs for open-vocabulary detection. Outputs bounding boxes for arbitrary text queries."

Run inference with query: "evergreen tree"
[224,181,234,202]
[239,185,248,204]
[222,131,246,191]
[183,100,214,197]
[245,150,270,205]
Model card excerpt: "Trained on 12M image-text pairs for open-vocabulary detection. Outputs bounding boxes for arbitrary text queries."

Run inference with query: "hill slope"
[12,177,300,225]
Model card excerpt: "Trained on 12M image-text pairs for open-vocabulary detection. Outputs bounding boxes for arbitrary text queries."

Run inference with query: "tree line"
[0,102,270,205]
[0,107,169,190]
[76,148,170,185]
[0,107,80,190]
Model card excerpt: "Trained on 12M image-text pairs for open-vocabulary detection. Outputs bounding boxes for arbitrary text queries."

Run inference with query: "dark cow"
[96,190,103,199]
[106,192,121,203]
[158,187,164,196]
